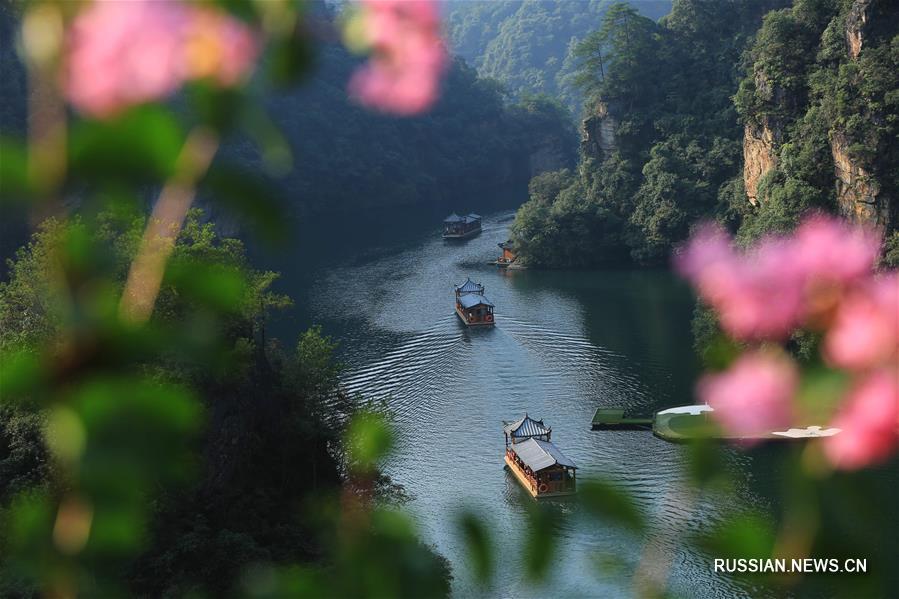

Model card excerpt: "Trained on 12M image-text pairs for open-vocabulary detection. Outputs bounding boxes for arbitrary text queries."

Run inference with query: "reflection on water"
[266,211,770,597]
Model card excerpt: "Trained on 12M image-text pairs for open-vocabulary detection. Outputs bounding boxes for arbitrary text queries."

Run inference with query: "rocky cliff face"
[580,102,617,161]
[827,0,893,230]
[845,0,872,59]
[830,133,888,226]
[741,64,793,206]
[742,119,780,205]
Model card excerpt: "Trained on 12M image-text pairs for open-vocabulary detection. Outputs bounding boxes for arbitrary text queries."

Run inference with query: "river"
[263,210,804,598]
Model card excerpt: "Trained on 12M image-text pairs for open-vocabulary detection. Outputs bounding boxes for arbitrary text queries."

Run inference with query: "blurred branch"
[22,4,66,210]
[119,128,219,324]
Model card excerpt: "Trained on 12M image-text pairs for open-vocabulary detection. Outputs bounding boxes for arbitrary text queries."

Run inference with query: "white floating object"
[771,426,842,438]
[656,404,713,416]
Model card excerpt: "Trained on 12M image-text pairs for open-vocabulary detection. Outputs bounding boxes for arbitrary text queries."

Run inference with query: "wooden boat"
[492,240,518,267]
[503,415,577,498]
[443,213,482,239]
[454,278,495,326]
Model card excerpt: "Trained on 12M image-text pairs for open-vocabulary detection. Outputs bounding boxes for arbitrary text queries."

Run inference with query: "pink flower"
[347,0,447,115]
[182,6,259,87]
[793,215,881,287]
[698,350,799,440]
[64,0,259,118]
[824,369,899,470]
[825,273,899,371]
[675,225,804,340]
[676,216,885,340]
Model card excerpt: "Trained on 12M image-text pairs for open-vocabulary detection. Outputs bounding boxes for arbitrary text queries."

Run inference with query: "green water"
[259,210,890,598]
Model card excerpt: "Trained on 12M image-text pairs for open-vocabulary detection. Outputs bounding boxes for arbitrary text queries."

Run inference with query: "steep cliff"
[831,132,885,225]
[735,0,898,237]
[742,119,780,205]
[845,0,872,59]
[580,101,617,160]
[825,0,896,230]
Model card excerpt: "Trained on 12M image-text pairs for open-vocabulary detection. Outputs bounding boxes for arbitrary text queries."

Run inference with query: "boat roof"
[445,213,480,224]
[511,438,577,471]
[455,278,484,294]
[503,414,550,438]
[459,293,494,309]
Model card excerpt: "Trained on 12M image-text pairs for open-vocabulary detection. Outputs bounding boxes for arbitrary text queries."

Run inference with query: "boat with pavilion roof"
[493,240,518,267]
[443,213,482,239]
[503,415,577,498]
[454,278,495,326]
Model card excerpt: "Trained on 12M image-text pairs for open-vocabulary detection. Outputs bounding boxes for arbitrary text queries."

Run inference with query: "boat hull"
[442,227,481,240]
[455,305,494,327]
[504,455,575,498]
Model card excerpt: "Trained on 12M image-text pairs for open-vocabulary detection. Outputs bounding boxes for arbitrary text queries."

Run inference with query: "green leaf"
[0,137,32,202]
[456,509,494,584]
[686,439,725,488]
[346,411,393,473]
[69,106,185,185]
[268,33,316,88]
[188,83,247,133]
[579,479,645,532]
[794,367,850,424]
[701,333,741,371]
[698,511,776,559]
[523,503,559,581]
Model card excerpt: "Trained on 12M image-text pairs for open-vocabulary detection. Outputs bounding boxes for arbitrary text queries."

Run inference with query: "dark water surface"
[261,211,792,598]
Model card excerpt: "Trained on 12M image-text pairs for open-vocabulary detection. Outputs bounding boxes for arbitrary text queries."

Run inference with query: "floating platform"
[591,408,653,430]
[593,404,841,443]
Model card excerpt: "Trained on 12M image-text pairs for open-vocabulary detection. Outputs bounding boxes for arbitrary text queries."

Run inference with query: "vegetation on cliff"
[735,0,899,241]
[511,0,898,268]
[443,0,672,113]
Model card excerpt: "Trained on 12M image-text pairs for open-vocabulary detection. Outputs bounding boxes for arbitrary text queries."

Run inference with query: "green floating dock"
[652,410,718,442]
[591,408,653,431]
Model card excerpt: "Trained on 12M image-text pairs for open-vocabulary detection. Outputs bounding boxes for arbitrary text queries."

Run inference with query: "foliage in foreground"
[1,1,896,597]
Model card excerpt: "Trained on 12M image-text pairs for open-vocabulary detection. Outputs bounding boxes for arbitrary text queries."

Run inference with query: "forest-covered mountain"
[443,0,672,113]
[209,0,579,223]
[0,1,577,249]
[263,43,577,218]
[511,0,899,268]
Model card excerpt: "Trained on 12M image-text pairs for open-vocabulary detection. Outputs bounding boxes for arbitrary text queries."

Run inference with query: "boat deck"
[454,305,494,326]
[442,228,481,239]
[504,455,576,498]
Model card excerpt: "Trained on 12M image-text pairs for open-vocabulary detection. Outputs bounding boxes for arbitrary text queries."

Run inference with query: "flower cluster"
[64,0,260,118]
[677,215,898,469]
[345,0,447,115]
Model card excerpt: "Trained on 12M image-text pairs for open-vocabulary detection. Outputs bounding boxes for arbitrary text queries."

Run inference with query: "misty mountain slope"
[444,0,672,112]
